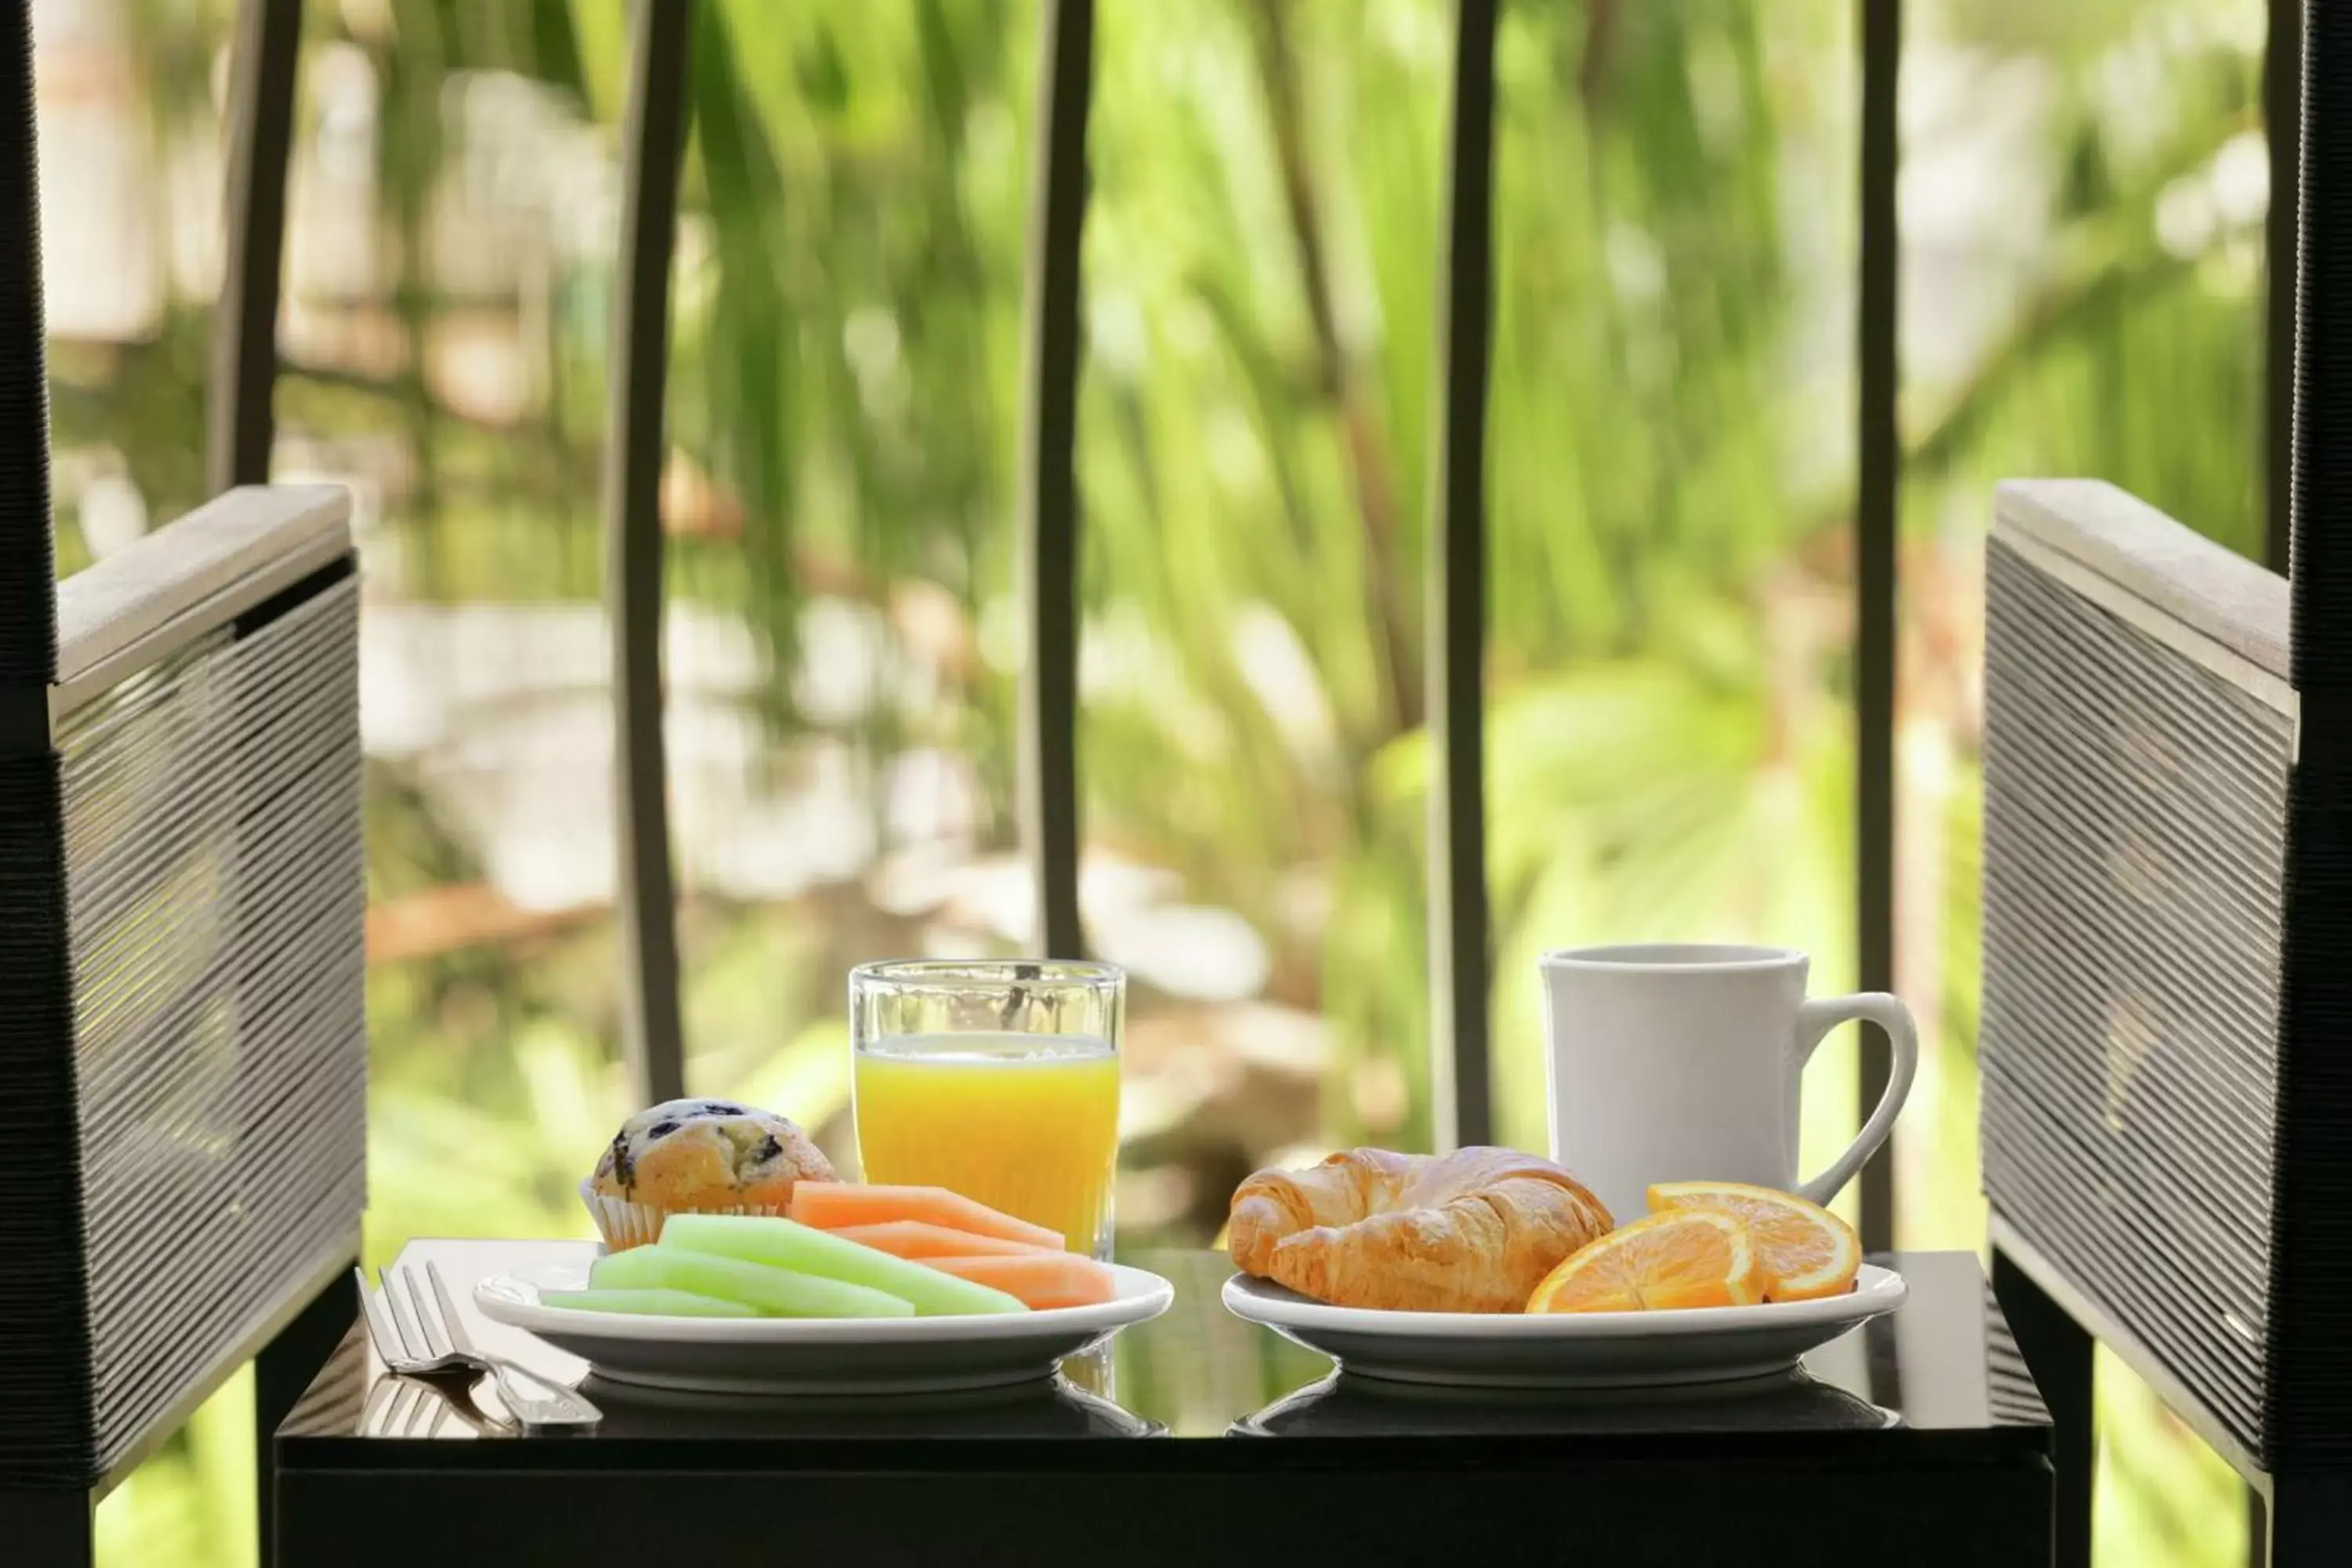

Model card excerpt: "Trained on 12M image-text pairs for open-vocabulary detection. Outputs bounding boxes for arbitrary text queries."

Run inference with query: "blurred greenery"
[34,1,2265,1564]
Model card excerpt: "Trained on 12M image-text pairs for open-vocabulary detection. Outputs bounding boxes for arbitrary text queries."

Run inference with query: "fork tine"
[424,1263,478,1359]
[352,1267,400,1367]
[375,1265,427,1363]
[394,1265,449,1360]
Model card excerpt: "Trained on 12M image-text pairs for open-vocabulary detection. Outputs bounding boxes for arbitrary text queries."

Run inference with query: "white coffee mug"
[1539,943,1918,1225]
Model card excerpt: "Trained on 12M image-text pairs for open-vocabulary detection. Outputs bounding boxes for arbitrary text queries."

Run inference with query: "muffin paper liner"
[579,1181,784,1252]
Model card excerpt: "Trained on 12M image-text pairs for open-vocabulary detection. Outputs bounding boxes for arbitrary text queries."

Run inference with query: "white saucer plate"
[476,1260,1175,1396]
[1221,1265,1906,1389]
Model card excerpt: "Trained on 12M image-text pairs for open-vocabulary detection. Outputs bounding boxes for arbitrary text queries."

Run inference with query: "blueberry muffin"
[582,1098,837,1250]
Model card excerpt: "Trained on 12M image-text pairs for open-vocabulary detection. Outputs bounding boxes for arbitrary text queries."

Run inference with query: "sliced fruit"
[1646,1180,1860,1302]
[1523,1210,1765,1313]
[912,1253,1119,1312]
[539,1288,757,1318]
[788,1182,1066,1251]
[826,1220,1061,1261]
[589,1243,915,1319]
[659,1214,1028,1316]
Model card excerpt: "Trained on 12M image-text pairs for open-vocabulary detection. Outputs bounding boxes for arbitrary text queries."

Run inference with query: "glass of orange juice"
[849,960,1124,1259]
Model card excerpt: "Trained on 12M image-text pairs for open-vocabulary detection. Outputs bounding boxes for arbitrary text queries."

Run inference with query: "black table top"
[278,1243,2049,1472]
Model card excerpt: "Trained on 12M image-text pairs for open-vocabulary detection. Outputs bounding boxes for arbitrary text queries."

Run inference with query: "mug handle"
[1791,993,1918,1208]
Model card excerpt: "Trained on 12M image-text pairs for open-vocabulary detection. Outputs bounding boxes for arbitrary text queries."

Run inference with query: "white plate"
[476,1260,1175,1395]
[1221,1265,1906,1389]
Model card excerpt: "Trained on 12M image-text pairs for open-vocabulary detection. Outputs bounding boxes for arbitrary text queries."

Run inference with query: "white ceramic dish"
[476,1259,1175,1395]
[1220,1264,1906,1389]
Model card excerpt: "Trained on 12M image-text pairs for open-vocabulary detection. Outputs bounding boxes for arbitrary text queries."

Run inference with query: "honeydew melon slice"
[588,1243,915,1318]
[659,1214,1029,1317]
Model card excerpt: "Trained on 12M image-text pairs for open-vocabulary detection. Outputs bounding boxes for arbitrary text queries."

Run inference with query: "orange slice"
[1523,1210,1765,1313]
[1646,1180,1860,1302]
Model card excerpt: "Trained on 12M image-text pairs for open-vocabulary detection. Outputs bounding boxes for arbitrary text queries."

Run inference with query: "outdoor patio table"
[275,1243,2053,1566]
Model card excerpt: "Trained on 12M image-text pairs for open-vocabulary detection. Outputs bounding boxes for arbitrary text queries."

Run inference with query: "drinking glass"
[850,960,1124,1259]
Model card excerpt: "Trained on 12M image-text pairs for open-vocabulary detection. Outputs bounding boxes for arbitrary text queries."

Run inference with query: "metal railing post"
[2266,0,2303,577]
[207,0,303,494]
[602,0,695,1105]
[1016,0,1094,961]
[1855,0,1901,1252]
[1426,0,1498,1152]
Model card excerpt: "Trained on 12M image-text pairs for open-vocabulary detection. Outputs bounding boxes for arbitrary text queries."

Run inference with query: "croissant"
[1228,1147,1613,1313]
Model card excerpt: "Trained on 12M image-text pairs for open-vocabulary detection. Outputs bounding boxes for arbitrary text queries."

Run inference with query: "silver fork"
[354,1262,601,1431]
[361,1368,501,1439]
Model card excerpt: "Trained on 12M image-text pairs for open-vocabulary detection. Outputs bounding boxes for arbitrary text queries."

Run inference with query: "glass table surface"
[279,1243,2047,1467]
